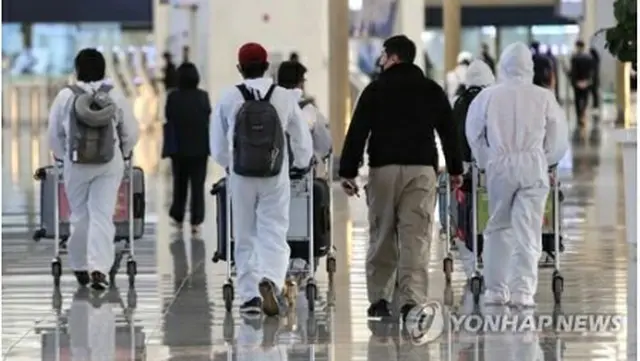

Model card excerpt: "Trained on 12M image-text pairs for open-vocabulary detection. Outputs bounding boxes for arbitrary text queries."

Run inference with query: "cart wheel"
[33,229,46,242]
[326,256,336,274]
[51,258,62,288]
[223,283,234,312]
[126,259,137,289]
[443,286,454,306]
[552,271,564,305]
[443,256,453,283]
[306,282,317,312]
[470,274,483,305]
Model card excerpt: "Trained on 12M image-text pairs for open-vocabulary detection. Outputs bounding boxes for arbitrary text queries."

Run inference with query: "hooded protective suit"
[449,60,496,279]
[445,52,473,101]
[465,42,568,306]
[210,78,313,304]
[47,81,139,276]
[289,88,333,159]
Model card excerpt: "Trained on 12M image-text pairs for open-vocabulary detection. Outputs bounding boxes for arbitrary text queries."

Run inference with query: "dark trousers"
[169,156,208,225]
[591,81,600,108]
[573,87,590,125]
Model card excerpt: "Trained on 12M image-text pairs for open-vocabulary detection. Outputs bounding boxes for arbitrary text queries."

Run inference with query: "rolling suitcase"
[32,165,146,242]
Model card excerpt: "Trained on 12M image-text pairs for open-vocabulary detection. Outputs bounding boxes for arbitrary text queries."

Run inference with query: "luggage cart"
[33,156,141,288]
[548,167,564,305]
[441,174,455,284]
[211,155,336,313]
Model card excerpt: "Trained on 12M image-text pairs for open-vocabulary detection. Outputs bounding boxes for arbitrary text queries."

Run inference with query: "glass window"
[499,26,529,53]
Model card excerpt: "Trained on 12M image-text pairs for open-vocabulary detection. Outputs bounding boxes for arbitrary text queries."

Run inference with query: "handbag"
[161,122,178,158]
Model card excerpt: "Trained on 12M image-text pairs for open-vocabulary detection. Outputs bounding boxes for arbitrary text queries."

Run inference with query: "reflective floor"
[1,112,635,361]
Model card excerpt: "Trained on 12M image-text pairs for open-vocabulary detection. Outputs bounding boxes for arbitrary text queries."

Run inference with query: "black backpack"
[232,84,286,177]
[452,86,483,162]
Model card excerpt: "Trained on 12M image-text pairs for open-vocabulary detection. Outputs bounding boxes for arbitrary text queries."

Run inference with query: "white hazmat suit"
[445,51,473,102]
[289,88,333,159]
[451,60,496,279]
[47,81,140,276]
[210,78,313,304]
[465,42,568,307]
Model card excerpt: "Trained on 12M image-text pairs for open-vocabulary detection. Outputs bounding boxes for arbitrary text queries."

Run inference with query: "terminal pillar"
[328,0,350,156]
[393,0,426,70]
[615,61,631,128]
[443,0,461,72]
[153,0,171,77]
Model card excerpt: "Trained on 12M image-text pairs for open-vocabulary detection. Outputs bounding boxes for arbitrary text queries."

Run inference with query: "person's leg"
[395,166,437,313]
[572,87,584,126]
[365,166,399,316]
[508,185,548,307]
[86,157,124,289]
[591,82,600,109]
[64,165,91,286]
[169,156,189,225]
[229,175,261,312]
[188,156,208,228]
[482,171,518,305]
[255,173,291,316]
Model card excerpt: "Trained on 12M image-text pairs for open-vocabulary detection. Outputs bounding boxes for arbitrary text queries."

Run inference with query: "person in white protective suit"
[276,60,333,159]
[47,48,139,290]
[450,60,495,279]
[210,42,313,317]
[445,51,473,102]
[465,42,568,307]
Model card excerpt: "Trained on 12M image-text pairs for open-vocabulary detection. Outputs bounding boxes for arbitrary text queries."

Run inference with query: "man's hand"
[340,178,360,197]
[450,174,464,189]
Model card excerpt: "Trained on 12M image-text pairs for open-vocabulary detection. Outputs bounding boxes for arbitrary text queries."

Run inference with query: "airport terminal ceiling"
[3,0,578,27]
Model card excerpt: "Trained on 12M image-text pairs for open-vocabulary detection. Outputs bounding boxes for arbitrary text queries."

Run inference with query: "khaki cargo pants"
[364,165,437,306]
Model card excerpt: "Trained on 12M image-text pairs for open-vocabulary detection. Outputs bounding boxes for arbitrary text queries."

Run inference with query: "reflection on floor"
[1,118,634,361]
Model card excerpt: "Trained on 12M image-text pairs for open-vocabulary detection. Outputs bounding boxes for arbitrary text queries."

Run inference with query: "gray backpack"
[67,84,119,164]
[232,84,285,177]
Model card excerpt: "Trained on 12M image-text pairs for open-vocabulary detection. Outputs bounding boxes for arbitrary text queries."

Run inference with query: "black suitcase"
[210,177,331,263]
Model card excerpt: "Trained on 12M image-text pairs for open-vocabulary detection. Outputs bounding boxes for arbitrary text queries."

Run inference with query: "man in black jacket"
[339,35,464,321]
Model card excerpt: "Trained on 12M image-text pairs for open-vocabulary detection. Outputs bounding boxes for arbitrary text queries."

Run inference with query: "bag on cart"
[32,165,146,242]
[211,176,331,263]
[456,174,485,255]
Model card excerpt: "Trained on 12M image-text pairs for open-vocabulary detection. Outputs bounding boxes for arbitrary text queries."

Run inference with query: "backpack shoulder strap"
[299,98,315,109]
[261,84,276,102]
[97,83,113,93]
[67,84,85,95]
[236,84,255,101]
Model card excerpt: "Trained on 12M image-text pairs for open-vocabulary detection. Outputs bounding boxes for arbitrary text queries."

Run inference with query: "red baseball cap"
[238,42,268,65]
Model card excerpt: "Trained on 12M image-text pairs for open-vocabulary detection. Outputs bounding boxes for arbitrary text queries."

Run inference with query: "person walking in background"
[162,52,178,91]
[339,35,464,322]
[545,48,560,101]
[480,43,496,75]
[277,61,333,158]
[570,40,594,127]
[163,62,211,236]
[445,52,473,102]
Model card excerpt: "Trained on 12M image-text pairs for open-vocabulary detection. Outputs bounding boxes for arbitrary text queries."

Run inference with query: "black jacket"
[164,88,212,157]
[339,63,464,178]
[570,53,594,84]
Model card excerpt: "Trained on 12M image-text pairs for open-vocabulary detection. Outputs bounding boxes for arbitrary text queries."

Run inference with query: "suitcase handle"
[133,193,145,218]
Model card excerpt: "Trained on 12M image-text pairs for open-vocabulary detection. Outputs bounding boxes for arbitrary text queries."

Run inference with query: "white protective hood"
[465,59,495,87]
[497,42,534,83]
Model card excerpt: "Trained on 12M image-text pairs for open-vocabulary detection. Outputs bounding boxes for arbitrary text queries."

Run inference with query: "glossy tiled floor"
[1,113,635,361]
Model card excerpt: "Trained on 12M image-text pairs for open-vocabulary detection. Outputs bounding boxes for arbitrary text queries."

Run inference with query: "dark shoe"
[259,278,287,317]
[74,271,90,286]
[240,297,263,316]
[400,304,416,324]
[90,271,109,291]
[367,299,392,318]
